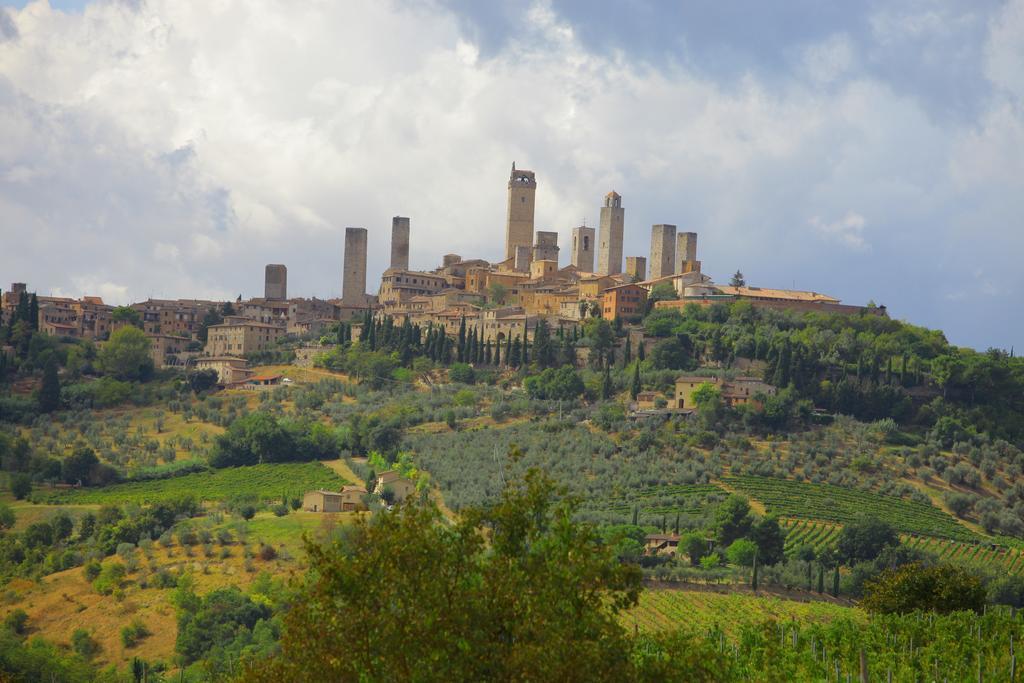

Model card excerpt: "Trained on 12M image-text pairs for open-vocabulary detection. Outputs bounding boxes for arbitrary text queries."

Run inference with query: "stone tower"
[532,231,559,265]
[342,227,368,305]
[675,231,698,273]
[597,191,624,275]
[625,256,647,282]
[505,163,537,262]
[649,224,676,280]
[264,264,287,300]
[390,216,410,271]
[571,226,595,272]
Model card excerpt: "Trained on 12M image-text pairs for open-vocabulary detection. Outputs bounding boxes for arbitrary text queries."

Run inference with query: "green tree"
[680,532,706,566]
[714,495,752,547]
[749,517,786,566]
[533,320,556,369]
[111,306,142,328]
[97,326,153,381]
[630,362,641,400]
[488,282,508,305]
[38,356,61,413]
[648,282,678,302]
[729,271,746,287]
[0,502,15,531]
[10,473,31,500]
[836,516,899,564]
[246,470,645,682]
[725,538,757,566]
[862,563,985,614]
[524,367,585,401]
[62,446,99,486]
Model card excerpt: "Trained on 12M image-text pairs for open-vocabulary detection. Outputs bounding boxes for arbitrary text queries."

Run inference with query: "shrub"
[83,560,102,582]
[93,562,127,595]
[121,619,150,648]
[240,506,257,521]
[71,628,101,659]
[258,544,278,561]
[699,552,721,570]
[3,609,28,635]
[271,504,289,517]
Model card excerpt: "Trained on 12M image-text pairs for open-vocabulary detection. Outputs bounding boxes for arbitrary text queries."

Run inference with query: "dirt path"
[321,459,362,484]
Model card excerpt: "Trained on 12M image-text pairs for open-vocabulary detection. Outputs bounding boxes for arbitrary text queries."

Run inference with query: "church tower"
[505,163,537,262]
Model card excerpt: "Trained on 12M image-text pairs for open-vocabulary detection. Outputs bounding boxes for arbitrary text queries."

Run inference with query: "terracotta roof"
[713,285,840,303]
[247,373,282,382]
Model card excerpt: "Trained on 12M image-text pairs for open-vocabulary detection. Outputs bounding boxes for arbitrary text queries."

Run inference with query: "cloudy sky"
[1,0,1022,351]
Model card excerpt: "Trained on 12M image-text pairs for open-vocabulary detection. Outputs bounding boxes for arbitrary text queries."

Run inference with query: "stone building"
[391,216,410,271]
[342,227,368,306]
[205,320,285,356]
[649,224,676,280]
[675,232,700,274]
[601,283,648,322]
[505,163,536,261]
[264,264,287,300]
[532,231,559,264]
[674,376,776,411]
[597,192,624,275]
[570,226,595,272]
[625,256,647,282]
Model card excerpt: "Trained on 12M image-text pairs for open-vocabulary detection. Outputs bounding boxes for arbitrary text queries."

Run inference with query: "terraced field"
[581,483,725,524]
[782,519,841,555]
[723,475,977,542]
[626,590,859,635]
[30,462,347,505]
[904,535,1024,574]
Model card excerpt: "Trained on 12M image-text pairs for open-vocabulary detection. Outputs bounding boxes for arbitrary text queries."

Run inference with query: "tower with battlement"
[264,264,287,300]
[342,227,368,305]
[505,163,537,262]
[649,224,676,280]
[675,231,699,274]
[571,226,595,272]
[597,191,624,275]
[390,217,410,271]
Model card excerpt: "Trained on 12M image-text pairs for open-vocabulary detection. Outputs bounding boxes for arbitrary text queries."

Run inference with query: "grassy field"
[29,462,347,505]
[626,589,861,636]
[723,475,978,542]
[0,508,356,670]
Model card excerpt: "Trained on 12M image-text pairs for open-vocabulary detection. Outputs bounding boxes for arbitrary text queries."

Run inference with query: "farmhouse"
[303,490,342,513]
[644,533,680,556]
[374,470,417,503]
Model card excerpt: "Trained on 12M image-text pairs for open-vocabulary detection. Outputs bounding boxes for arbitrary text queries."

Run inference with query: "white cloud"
[809,212,869,251]
[0,0,1021,349]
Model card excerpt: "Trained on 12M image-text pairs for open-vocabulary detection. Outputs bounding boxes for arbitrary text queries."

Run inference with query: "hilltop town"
[3,164,878,386]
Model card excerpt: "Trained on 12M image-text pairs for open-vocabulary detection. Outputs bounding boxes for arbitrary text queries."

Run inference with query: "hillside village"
[2,163,880,387]
[2,165,1024,680]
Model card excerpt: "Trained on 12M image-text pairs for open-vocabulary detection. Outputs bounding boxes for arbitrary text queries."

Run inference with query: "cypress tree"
[484,340,492,365]
[624,337,632,364]
[561,338,576,368]
[638,341,645,362]
[831,566,840,597]
[751,549,759,592]
[521,330,529,366]
[38,356,60,413]
[601,366,612,400]
[28,293,39,330]
[630,361,641,400]
[817,564,824,593]
[510,336,522,368]
[457,316,467,361]
[632,505,639,526]
[504,333,512,366]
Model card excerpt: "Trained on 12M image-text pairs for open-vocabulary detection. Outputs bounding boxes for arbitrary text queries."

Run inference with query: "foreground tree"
[862,563,985,614]
[97,326,153,381]
[245,471,727,682]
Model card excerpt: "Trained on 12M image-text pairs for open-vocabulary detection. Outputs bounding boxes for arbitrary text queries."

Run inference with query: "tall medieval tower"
[505,163,537,261]
[649,224,676,280]
[342,227,368,305]
[598,191,624,275]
